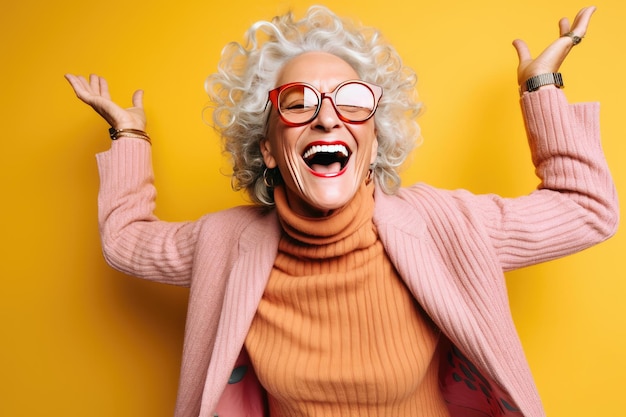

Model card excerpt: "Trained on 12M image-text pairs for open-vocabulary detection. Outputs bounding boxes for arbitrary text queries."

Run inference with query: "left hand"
[513,6,596,88]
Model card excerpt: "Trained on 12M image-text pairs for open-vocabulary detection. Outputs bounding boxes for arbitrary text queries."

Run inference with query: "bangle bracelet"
[109,127,151,144]
[522,73,564,94]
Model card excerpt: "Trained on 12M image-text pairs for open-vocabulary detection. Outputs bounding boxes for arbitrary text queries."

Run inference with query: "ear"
[260,138,277,168]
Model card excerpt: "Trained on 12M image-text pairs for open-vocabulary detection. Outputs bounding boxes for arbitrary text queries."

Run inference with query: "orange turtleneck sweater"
[245,183,450,417]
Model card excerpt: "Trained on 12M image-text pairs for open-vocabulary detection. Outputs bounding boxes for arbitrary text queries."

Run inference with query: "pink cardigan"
[96,88,618,417]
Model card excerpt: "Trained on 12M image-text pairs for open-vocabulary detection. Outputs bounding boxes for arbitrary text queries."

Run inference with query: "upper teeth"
[303,144,349,159]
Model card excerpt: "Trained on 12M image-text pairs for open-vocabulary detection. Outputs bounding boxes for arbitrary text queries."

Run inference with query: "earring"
[263,167,276,188]
[365,167,373,185]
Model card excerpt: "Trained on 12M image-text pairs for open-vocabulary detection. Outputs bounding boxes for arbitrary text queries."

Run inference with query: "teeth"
[303,144,349,160]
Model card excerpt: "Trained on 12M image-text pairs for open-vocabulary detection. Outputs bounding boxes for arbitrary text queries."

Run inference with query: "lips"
[302,142,351,177]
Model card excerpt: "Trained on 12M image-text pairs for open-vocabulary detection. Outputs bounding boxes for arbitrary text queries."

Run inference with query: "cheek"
[263,122,303,169]
[369,135,379,164]
[353,124,378,164]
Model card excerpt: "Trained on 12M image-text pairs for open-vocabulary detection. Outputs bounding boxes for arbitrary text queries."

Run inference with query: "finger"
[572,6,596,25]
[64,73,81,92]
[512,39,531,63]
[99,76,112,101]
[89,74,101,95]
[65,74,93,102]
[559,18,570,36]
[571,6,596,36]
[64,73,86,91]
[132,90,144,109]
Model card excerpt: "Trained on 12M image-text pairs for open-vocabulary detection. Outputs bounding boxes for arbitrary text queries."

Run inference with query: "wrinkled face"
[261,51,378,217]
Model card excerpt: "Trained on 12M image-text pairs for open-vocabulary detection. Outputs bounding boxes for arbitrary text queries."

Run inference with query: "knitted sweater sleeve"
[464,88,618,270]
[95,139,204,286]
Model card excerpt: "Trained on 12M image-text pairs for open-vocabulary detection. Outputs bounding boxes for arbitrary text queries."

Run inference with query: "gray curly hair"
[205,5,422,206]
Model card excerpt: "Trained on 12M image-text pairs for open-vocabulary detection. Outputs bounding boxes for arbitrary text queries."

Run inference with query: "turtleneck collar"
[273,181,376,247]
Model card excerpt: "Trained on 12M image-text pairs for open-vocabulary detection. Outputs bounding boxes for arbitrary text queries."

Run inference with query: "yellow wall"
[2,0,624,416]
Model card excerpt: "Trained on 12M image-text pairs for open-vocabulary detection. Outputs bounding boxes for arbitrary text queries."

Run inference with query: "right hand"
[65,74,146,131]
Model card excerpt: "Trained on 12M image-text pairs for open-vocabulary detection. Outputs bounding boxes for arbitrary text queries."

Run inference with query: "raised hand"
[512,6,596,89]
[65,74,147,131]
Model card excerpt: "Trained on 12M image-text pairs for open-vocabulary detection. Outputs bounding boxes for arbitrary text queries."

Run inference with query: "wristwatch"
[524,73,563,93]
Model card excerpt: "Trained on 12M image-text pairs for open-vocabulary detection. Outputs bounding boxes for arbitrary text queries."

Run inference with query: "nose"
[313,96,341,131]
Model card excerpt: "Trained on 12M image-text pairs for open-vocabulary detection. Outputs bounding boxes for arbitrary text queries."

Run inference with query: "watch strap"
[524,73,563,93]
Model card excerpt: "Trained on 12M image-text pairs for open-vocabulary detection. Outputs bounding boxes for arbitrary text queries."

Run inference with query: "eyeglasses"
[267,80,383,126]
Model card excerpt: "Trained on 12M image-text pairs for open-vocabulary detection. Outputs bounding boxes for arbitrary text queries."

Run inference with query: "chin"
[303,186,359,214]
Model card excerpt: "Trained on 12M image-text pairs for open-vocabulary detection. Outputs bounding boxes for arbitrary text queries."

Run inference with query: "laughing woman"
[65,5,617,417]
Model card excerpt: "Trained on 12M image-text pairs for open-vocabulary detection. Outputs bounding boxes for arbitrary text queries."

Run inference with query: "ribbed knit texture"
[245,183,449,417]
[94,89,619,417]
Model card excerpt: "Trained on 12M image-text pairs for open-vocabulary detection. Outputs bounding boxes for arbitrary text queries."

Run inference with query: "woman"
[65,5,618,417]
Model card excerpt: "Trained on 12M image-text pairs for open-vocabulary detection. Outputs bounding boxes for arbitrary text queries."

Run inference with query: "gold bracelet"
[109,127,151,141]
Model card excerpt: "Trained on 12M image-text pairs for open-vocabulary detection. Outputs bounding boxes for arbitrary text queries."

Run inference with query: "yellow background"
[1,0,624,416]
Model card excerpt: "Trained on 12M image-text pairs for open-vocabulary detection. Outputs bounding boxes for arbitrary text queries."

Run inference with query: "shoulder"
[376,183,466,212]
[199,204,277,232]
[374,183,486,235]
[373,183,445,234]
[195,204,280,249]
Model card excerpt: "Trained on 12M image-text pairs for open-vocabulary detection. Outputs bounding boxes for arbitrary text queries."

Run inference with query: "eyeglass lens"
[278,82,376,124]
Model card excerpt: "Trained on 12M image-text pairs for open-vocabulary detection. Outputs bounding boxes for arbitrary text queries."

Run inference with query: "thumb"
[512,39,531,64]
[132,90,144,108]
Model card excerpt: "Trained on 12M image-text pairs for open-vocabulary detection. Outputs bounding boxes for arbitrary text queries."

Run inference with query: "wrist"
[519,73,564,95]
[109,127,151,144]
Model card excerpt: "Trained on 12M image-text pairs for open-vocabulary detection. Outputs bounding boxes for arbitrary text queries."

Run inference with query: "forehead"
[276,51,360,88]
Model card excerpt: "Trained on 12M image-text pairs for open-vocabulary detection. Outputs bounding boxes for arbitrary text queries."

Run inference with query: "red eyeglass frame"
[266,80,383,127]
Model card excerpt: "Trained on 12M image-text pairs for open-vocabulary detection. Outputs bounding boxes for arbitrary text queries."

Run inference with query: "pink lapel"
[198,211,280,416]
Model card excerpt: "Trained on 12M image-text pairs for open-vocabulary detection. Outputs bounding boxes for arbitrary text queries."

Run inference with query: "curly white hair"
[205,5,422,205]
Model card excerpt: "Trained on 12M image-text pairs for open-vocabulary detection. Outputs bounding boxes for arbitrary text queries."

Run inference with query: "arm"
[484,7,618,269]
[66,74,200,285]
[408,7,617,270]
[483,88,618,270]
[96,139,203,285]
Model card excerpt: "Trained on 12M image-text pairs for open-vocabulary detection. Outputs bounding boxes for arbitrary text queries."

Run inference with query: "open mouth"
[302,142,351,177]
